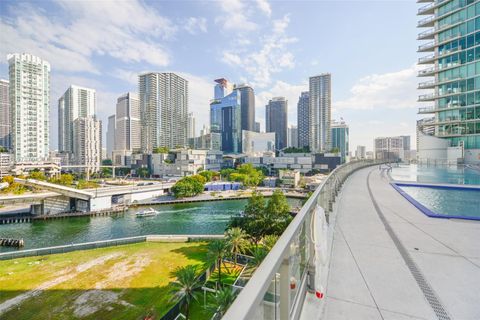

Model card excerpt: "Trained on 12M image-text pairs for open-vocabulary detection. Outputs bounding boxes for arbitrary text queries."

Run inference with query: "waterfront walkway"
[303,167,480,320]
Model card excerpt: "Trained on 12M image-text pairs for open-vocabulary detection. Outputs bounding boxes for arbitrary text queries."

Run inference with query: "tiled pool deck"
[301,167,480,320]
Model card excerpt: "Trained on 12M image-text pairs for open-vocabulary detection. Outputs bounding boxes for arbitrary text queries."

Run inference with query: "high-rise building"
[115,92,141,152]
[355,145,366,159]
[416,117,435,150]
[0,79,10,150]
[417,1,480,163]
[139,72,188,153]
[210,79,242,153]
[309,74,331,152]
[187,112,196,139]
[236,84,255,132]
[331,120,349,163]
[266,97,288,150]
[255,121,261,133]
[374,136,404,161]
[287,125,298,148]
[297,91,310,149]
[8,53,50,163]
[58,85,96,154]
[72,116,102,172]
[107,115,116,160]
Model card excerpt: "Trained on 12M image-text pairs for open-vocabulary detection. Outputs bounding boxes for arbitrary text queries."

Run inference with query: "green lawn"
[0,242,209,320]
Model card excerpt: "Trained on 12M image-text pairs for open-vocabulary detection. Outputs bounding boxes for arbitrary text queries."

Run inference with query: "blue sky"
[0,0,422,152]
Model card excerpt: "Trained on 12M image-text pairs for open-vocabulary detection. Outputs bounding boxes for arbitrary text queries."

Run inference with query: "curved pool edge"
[390,182,480,221]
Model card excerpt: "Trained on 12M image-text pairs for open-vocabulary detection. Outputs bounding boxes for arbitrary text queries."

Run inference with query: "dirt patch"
[72,254,152,317]
[0,253,122,315]
[72,290,132,318]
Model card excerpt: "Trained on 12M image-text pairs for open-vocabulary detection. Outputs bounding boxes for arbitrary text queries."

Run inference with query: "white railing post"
[280,256,290,320]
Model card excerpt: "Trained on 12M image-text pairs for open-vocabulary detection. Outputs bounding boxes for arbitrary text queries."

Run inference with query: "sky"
[0,0,423,152]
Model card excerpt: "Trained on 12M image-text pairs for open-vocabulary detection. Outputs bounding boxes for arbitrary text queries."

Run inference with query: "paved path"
[314,167,480,320]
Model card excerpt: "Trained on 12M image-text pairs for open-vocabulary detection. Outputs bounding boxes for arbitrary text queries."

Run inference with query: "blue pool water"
[391,165,480,185]
[396,185,480,220]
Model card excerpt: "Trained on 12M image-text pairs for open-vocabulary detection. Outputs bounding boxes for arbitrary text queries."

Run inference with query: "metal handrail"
[222,160,381,320]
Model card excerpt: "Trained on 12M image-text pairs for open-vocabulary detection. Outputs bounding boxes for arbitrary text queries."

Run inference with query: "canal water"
[0,198,303,252]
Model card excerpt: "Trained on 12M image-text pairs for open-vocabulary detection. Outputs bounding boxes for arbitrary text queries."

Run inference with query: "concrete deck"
[303,167,480,320]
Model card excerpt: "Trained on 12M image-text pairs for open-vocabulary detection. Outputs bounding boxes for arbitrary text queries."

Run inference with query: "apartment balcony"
[418,53,436,64]
[417,15,435,27]
[418,40,435,52]
[418,66,436,77]
[417,0,434,3]
[418,93,437,102]
[418,80,436,89]
[417,28,435,40]
[418,106,436,113]
[418,2,435,15]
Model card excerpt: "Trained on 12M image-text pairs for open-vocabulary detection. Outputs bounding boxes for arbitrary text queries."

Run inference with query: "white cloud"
[184,17,208,34]
[335,65,420,110]
[0,0,174,73]
[256,0,272,17]
[222,15,297,88]
[215,0,257,32]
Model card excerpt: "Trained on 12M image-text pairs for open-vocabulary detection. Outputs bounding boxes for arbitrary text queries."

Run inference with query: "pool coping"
[390,182,480,221]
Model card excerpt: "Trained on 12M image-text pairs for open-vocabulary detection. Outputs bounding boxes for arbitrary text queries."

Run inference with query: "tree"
[172,176,205,198]
[29,170,46,181]
[198,170,215,182]
[208,286,236,317]
[207,240,228,288]
[137,167,150,178]
[170,265,202,320]
[220,168,235,180]
[262,235,279,251]
[0,146,7,153]
[153,146,169,154]
[50,173,74,186]
[225,227,247,265]
[102,159,112,166]
[250,246,268,266]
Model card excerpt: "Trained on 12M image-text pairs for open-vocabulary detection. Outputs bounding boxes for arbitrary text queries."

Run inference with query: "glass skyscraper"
[331,120,349,163]
[266,97,288,150]
[309,74,331,153]
[210,79,242,153]
[417,0,480,159]
[297,91,310,149]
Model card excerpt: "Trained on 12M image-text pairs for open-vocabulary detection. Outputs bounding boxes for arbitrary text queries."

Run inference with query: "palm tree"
[207,240,228,288]
[170,265,202,320]
[208,286,236,317]
[251,246,268,267]
[225,227,247,265]
[262,235,279,251]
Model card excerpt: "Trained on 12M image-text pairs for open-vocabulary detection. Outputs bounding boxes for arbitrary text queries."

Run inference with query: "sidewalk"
[305,166,480,320]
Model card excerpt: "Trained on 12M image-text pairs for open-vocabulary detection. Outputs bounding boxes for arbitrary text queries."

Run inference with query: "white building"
[8,53,50,163]
[374,136,405,161]
[187,112,196,139]
[106,115,116,160]
[355,146,366,159]
[115,92,141,153]
[287,125,298,148]
[309,74,331,152]
[0,79,10,150]
[139,72,188,152]
[0,152,12,177]
[58,85,96,154]
[151,149,222,177]
[242,130,275,156]
[72,116,102,172]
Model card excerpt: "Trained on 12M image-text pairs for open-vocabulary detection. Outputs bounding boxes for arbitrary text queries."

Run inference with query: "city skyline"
[0,0,420,152]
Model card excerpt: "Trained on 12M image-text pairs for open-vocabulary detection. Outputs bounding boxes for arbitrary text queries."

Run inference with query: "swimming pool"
[390,165,480,186]
[392,183,480,220]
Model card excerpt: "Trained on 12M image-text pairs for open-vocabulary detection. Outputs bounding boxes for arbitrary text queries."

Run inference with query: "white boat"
[136,208,160,217]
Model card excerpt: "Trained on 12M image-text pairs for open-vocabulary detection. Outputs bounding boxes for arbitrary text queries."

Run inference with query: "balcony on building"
[418,53,436,64]
[418,93,437,102]
[417,28,435,40]
[417,2,435,15]
[417,15,435,27]
[418,80,436,89]
[418,106,436,114]
[418,40,435,52]
[418,66,436,77]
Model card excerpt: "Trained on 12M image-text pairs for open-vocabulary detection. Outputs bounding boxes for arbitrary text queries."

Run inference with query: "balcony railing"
[417,15,435,27]
[418,2,435,14]
[223,159,383,320]
[418,106,436,113]
[418,53,436,64]
[418,80,436,89]
[418,41,435,52]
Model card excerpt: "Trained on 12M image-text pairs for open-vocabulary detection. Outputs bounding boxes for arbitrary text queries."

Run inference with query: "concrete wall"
[130,189,164,203]
[418,134,449,161]
[43,196,71,214]
[90,196,112,211]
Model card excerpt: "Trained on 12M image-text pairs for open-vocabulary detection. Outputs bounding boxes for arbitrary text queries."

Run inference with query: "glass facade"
[210,90,242,153]
[418,0,480,150]
[331,122,349,163]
